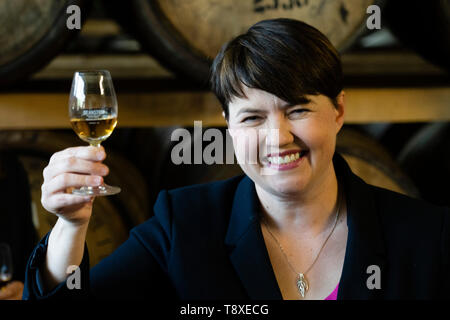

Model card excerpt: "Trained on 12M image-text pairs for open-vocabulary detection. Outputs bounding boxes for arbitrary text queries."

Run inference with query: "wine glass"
[69,70,121,196]
[0,243,13,289]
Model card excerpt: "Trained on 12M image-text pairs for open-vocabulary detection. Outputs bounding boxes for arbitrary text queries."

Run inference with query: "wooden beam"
[81,19,122,36]
[0,88,449,129]
[341,52,445,76]
[31,55,173,79]
[344,87,450,123]
[32,51,446,80]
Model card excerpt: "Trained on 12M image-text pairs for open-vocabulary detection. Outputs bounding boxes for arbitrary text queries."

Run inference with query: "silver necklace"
[261,188,343,298]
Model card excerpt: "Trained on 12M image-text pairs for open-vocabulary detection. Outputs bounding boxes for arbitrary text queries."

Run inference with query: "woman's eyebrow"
[282,99,313,109]
[292,97,313,105]
[236,107,264,116]
[236,98,313,116]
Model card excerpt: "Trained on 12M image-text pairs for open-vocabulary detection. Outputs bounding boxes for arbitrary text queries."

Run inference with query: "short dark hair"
[210,18,343,120]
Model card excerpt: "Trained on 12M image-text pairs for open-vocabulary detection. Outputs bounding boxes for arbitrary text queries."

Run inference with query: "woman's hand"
[41,146,109,226]
[0,281,24,300]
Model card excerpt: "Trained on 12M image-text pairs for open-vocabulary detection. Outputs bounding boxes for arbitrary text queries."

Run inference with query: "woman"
[23,19,450,300]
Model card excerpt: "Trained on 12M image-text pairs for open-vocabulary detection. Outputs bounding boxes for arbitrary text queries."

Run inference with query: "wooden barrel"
[158,127,244,190]
[0,130,150,266]
[109,127,185,206]
[156,126,419,198]
[0,0,90,87]
[398,122,450,206]
[106,0,384,83]
[359,123,426,159]
[0,153,37,282]
[336,128,419,198]
[383,0,450,72]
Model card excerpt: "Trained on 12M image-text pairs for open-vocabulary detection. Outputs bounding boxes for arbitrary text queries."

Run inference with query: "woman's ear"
[335,90,345,133]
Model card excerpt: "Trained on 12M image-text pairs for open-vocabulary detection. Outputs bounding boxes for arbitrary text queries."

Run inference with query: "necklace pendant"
[297,273,309,298]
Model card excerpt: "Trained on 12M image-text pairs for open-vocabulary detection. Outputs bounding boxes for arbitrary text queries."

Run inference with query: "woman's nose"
[265,117,294,148]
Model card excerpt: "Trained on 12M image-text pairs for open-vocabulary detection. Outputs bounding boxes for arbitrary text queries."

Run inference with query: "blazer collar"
[224,152,387,300]
[334,153,387,299]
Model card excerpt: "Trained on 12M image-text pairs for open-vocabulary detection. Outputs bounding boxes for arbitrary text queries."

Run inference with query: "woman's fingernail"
[92,176,102,185]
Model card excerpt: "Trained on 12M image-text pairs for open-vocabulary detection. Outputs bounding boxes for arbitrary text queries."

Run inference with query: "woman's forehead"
[229,87,287,109]
[229,87,318,114]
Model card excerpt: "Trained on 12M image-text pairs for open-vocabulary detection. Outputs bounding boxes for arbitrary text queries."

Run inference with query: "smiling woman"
[23,18,450,302]
[210,20,348,299]
[227,89,344,200]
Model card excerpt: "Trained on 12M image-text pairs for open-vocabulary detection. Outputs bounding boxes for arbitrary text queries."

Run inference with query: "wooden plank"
[0,88,449,129]
[31,51,446,80]
[81,19,122,36]
[341,52,445,76]
[31,55,173,79]
[0,92,224,129]
[345,88,450,122]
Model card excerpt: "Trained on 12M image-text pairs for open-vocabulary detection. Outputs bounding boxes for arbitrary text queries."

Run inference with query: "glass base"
[72,184,121,196]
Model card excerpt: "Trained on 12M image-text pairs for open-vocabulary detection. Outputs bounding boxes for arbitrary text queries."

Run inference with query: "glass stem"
[89,142,104,189]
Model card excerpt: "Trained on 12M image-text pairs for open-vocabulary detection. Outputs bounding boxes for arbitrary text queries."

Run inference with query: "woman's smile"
[265,149,309,171]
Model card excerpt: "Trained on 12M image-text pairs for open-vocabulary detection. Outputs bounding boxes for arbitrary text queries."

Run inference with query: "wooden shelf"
[29,51,447,80]
[0,87,449,129]
[0,39,448,128]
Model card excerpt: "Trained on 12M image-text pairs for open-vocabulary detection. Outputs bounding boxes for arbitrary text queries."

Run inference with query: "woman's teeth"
[268,152,301,165]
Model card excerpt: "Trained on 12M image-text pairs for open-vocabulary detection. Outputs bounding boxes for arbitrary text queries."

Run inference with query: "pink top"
[324,283,339,300]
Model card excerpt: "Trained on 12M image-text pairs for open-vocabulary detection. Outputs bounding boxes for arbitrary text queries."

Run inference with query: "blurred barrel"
[158,127,243,190]
[358,123,426,159]
[384,0,450,72]
[0,130,149,266]
[106,0,383,83]
[398,122,450,206]
[0,153,37,281]
[0,0,90,87]
[337,128,419,197]
[156,126,419,198]
[107,127,184,206]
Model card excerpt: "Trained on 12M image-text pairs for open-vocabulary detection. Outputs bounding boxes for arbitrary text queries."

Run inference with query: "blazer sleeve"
[22,190,178,300]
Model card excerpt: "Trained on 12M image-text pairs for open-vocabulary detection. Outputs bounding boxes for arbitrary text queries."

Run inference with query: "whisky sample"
[70,117,117,145]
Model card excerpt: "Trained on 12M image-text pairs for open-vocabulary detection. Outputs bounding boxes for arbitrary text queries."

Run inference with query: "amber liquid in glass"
[70,117,117,146]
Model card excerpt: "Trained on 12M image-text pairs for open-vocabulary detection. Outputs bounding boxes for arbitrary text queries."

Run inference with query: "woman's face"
[227,86,345,198]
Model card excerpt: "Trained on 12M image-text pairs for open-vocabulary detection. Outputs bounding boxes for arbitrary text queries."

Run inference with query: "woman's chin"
[264,175,308,196]
[244,165,309,194]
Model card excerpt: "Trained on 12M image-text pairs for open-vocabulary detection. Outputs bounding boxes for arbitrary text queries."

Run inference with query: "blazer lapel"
[334,153,387,299]
[224,176,283,299]
[224,153,387,300]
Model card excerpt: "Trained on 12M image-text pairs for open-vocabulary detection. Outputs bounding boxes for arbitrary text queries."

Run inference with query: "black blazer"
[23,153,450,300]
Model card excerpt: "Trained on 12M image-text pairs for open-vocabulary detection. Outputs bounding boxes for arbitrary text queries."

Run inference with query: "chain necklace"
[261,187,343,298]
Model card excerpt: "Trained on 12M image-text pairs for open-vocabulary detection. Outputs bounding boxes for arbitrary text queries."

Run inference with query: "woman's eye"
[242,116,261,123]
[289,109,307,117]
